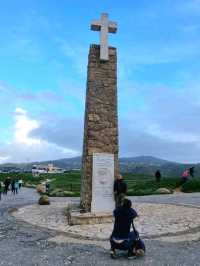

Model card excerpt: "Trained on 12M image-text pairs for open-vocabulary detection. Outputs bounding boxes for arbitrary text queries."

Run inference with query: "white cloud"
[15,107,26,115]
[0,107,80,163]
[0,156,10,164]
[14,107,40,145]
[119,79,200,163]
[30,116,83,151]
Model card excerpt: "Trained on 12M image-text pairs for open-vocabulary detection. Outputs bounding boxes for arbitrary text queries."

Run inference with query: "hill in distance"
[0,155,198,177]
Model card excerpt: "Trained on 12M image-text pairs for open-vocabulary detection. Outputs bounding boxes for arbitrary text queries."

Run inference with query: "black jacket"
[114,179,127,194]
[111,207,137,239]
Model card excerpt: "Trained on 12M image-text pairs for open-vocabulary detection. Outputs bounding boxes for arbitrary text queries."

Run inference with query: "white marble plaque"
[91,153,115,213]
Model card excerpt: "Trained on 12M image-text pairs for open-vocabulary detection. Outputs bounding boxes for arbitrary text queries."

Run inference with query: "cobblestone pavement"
[13,202,200,241]
[1,189,200,266]
[129,192,200,207]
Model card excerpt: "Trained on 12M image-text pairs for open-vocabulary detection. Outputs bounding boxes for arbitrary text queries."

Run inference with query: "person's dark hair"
[122,198,132,209]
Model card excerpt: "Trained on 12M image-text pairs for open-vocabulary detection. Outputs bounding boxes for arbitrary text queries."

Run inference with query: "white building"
[32,164,64,176]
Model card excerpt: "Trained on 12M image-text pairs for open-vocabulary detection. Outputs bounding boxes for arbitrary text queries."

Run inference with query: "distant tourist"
[11,179,15,194]
[189,167,195,178]
[181,169,190,185]
[155,170,161,182]
[0,182,1,200]
[110,198,145,259]
[14,180,19,194]
[4,177,11,195]
[45,181,50,193]
[18,179,23,189]
[114,174,127,208]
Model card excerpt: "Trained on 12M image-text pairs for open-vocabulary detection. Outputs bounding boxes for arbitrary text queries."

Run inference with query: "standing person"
[11,179,15,194]
[155,170,161,182]
[18,179,23,189]
[4,177,11,195]
[110,199,145,259]
[189,167,195,178]
[181,169,190,185]
[45,181,50,194]
[14,180,19,195]
[114,174,127,208]
[0,181,2,200]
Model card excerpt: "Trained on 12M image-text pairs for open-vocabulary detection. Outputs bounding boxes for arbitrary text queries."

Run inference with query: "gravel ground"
[1,189,200,266]
[13,202,200,240]
[129,192,200,207]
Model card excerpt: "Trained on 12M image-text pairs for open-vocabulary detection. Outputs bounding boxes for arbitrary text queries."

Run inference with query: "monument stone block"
[80,44,119,212]
[91,153,115,213]
[80,13,119,213]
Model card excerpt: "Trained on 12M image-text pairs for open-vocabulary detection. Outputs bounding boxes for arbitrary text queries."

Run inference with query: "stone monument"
[80,13,119,213]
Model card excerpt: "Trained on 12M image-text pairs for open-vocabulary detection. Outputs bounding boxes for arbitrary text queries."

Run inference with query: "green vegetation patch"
[1,172,200,197]
[0,172,81,197]
[124,173,180,196]
[181,178,200,193]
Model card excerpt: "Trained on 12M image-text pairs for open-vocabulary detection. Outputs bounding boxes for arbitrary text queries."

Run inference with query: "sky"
[1,0,200,164]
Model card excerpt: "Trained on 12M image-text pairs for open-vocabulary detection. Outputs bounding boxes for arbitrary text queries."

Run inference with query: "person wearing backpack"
[181,169,190,185]
[110,198,145,259]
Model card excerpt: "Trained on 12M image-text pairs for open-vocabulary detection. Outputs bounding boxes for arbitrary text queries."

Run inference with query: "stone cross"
[91,13,117,61]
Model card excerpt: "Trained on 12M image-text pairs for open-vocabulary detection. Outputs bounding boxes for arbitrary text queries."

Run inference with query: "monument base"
[68,211,113,226]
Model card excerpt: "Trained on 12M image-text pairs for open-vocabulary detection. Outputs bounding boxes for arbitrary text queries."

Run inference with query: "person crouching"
[110,198,145,259]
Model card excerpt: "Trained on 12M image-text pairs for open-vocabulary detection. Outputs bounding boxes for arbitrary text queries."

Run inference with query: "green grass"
[123,173,180,196]
[181,178,200,193]
[0,171,81,196]
[48,172,81,196]
[0,172,199,197]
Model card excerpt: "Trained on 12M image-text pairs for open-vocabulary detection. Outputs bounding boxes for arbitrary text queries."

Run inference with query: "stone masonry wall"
[80,44,119,212]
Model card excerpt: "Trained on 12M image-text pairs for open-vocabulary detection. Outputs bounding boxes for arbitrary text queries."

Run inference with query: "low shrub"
[127,188,156,196]
[181,179,200,193]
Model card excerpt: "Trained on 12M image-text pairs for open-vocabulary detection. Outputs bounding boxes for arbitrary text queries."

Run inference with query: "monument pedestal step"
[68,211,113,225]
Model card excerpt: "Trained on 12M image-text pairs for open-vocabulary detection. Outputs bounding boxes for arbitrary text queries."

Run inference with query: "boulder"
[38,195,50,205]
[36,184,46,194]
[155,188,171,194]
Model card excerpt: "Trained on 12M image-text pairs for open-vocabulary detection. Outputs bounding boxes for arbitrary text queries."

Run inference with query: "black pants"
[4,186,8,195]
[110,232,136,252]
